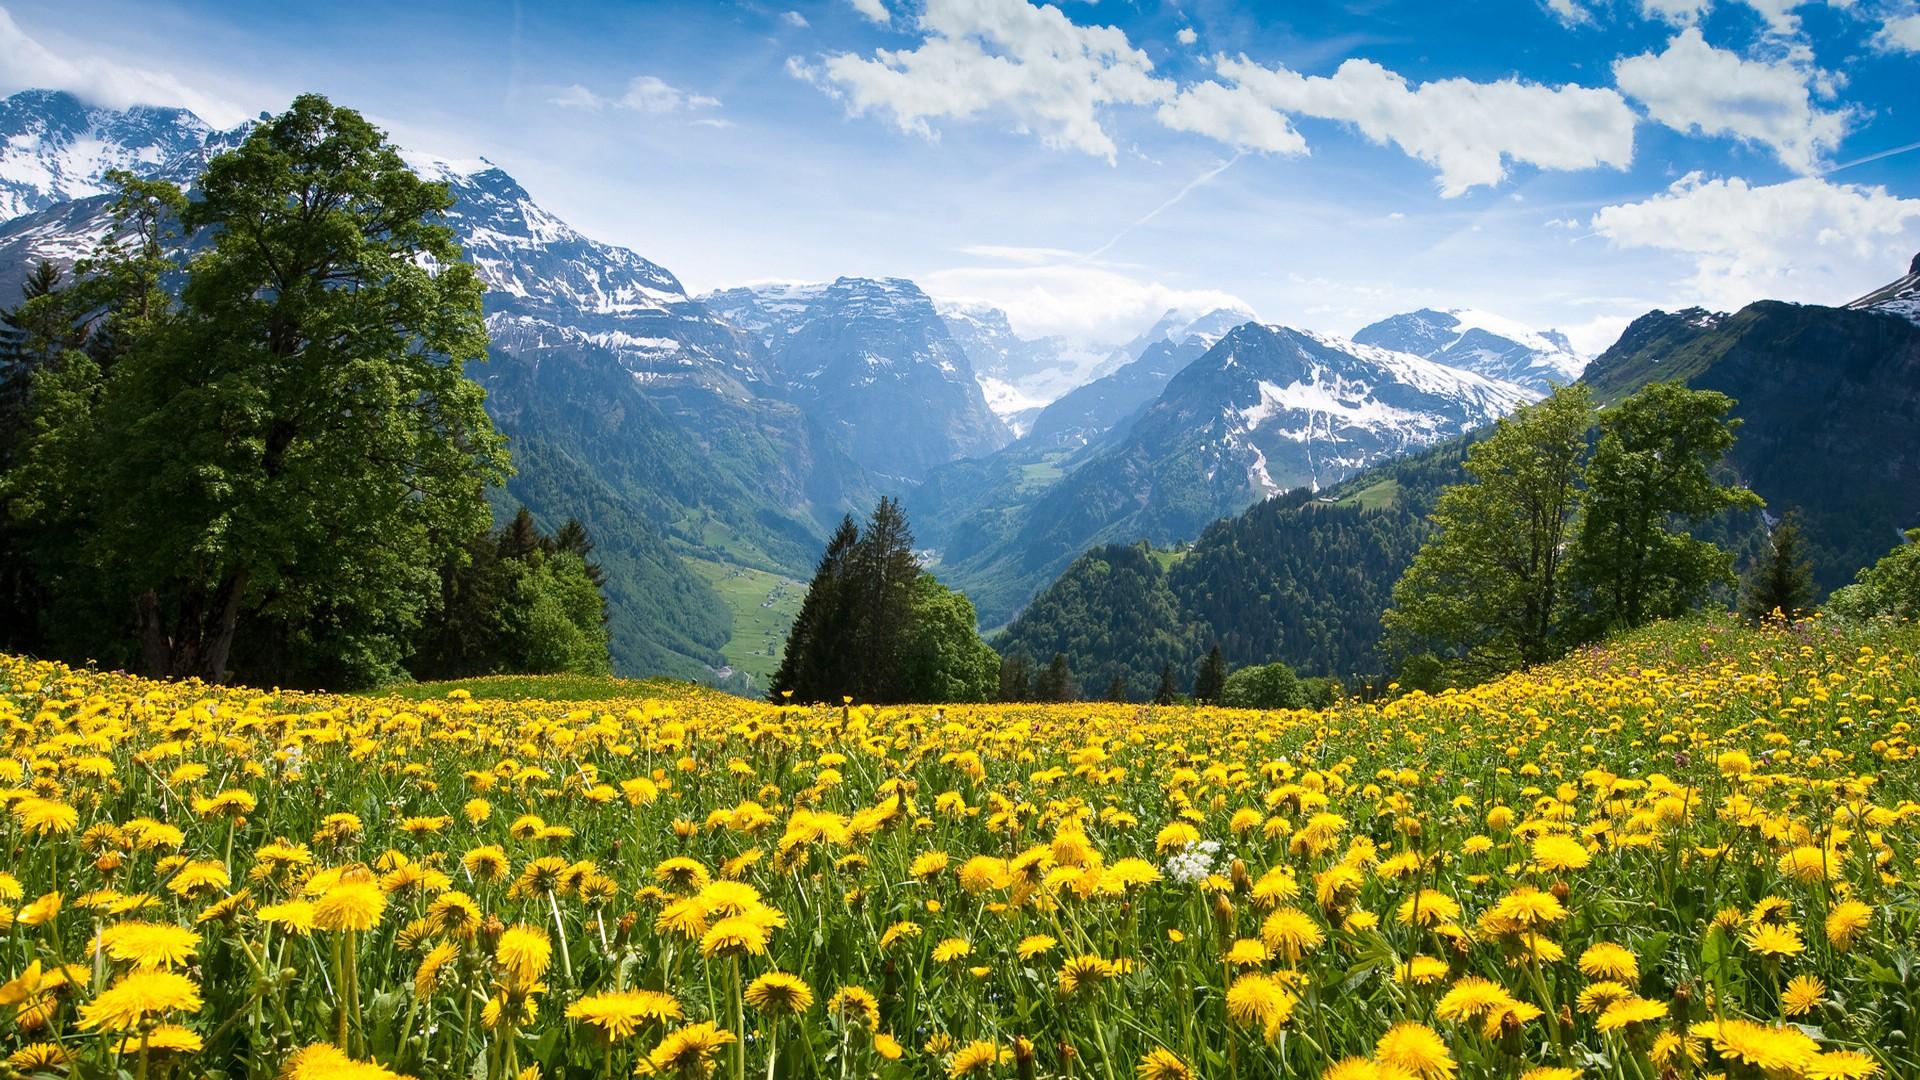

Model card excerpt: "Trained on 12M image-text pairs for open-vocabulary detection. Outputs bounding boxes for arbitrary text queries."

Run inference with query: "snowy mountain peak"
[1351,307,1585,393]
[1846,251,1920,326]
[0,89,215,221]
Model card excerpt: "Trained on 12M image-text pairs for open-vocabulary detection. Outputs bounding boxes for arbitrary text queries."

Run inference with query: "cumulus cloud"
[924,258,1252,341]
[1613,28,1848,173]
[1161,55,1637,196]
[1590,172,1920,309]
[816,0,1171,161]
[550,74,721,114]
[847,0,890,24]
[0,7,250,126]
[1176,27,1198,45]
[782,10,810,29]
[1544,0,1595,25]
[1877,12,1920,51]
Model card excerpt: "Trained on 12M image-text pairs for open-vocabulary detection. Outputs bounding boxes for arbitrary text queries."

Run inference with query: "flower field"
[0,618,1916,1080]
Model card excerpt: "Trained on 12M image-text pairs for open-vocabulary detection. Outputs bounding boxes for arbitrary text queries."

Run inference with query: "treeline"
[771,498,999,704]
[0,95,611,688]
[992,641,1338,708]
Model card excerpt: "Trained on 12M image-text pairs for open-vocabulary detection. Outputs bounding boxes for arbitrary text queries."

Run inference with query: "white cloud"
[549,75,721,114]
[1545,0,1595,25]
[0,6,250,127]
[1877,12,1920,51]
[1161,55,1636,196]
[1176,27,1198,45]
[847,0,891,26]
[1590,172,1920,309]
[817,0,1171,161]
[1640,0,1711,24]
[1562,313,1635,357]
[1613,28,1848,173]
[782,10,810,29]
[960,244,1083,263]
[924,259,1251,341]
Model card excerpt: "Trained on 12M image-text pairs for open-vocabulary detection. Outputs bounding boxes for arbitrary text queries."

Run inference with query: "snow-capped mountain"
[1847,251,1920,325]
[0,90,217,221]
[920,322,1539,627]
[708,278,1012,479]
[1023,307,1252,450]
[1123,324,1538,498]
[408,155,776,395]
[1352,307,1584,392]
[932,299,1110,429]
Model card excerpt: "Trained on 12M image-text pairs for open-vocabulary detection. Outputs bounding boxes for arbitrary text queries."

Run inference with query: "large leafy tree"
[1827,527,1920,622]
[1384,385,1593,676]
[6,95,508,684]
[1566,384,1760,634]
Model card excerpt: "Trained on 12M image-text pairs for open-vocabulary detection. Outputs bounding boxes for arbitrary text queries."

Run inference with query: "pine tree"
[1104,675,1129,703]
[1741,510,1816,622]
[847,497,920,702]
[497,507,545,561]
[1193,644,1227,704]
[1034,652,1078,702]
[1153,663,1178,705]
[551,518,607,590]
[997,652,1033,702]
[770,515,859,702]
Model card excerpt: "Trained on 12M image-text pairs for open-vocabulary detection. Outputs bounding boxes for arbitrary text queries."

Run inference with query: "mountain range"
[999,253,1920,694]
[33,87,1863,694]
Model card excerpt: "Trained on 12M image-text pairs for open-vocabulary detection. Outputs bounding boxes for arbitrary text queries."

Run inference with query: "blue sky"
[3,0,1918,351]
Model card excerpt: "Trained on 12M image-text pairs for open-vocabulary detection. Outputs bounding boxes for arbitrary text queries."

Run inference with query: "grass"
[685,556,806,686]
[1149,545,1188,571]
[370,672,694,701]
[1016,451,1072,491]
[1337,477,1401,510]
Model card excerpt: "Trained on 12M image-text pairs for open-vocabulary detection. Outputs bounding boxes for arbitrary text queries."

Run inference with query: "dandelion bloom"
[495,925,552,983]
[743,972,813,1016]
[1825,901,1871,951]
[1137,1048,1194,1080]
[1782,974,1826,1016]
[566,989,682,1040]
[1577,942,1638,980]
[948,1040,1005,1078]
[77,971,203,1032]
[1530,835,1591,874]
[312,881,385,933]
[1375,1021,1456,1080]
[1260,907,1325,962]
[95,921,201,970]
[698,916,769,959]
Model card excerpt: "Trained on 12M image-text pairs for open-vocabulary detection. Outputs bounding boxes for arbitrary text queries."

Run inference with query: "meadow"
[0,615,1914,1080]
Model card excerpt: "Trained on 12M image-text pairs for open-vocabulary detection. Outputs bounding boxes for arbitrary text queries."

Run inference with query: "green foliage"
[1826,527,1920,622]
[1153,663,1178,705]
[411,509,612,681]
[1385,386,1595,677]
[1033,651,1079,702]
[997,652,1033,702]
[773,500,997,703]
[1565,384,1760,636]
[993,542,1205,701]
[1,95,508,687]
[1193,644,1226,704]
[900,573,999,703]
[1219,661,1303,709]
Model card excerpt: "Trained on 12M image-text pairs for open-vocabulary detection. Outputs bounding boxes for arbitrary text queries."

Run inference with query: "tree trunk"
[133,569,249,683]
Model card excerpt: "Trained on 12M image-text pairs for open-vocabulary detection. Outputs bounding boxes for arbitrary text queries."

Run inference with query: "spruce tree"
[551,518,607,590]
[997,652,1033,702]
[1741,510,1816,622]
[1104,675,1129,703]
[1153,663,1178,705]
[1194,644,1227,704]
[847,496,920,702]
[1035,652,1078,702]
[770,515,859,702]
